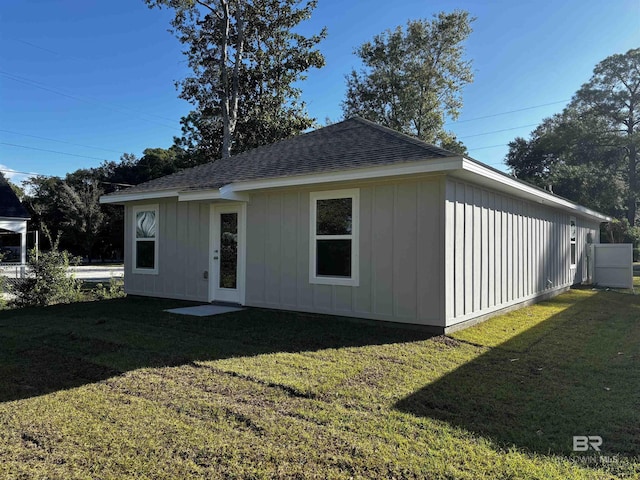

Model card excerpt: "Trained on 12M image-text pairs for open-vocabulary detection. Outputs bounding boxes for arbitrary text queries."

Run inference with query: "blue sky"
[1,0,638,185]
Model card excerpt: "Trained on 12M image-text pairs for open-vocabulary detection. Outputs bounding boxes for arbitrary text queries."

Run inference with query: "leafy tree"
[342,10,474,153]
[95,147,193,259]
[6,177,26,202]
[506,110,626,216]
[58,177,105,263]
[145,0,326,159]
[23,175,66,249]
[570,48,640,225]
[507,49,640,224]
[98,147,189,190]
[22,145,194,261]
[505,117,562,186]
[603,218,640,244]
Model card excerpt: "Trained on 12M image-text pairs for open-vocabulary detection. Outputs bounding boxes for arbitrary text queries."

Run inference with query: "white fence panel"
[593,244,633,289]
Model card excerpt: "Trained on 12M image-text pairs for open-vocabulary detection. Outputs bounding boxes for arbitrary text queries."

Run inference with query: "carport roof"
[0,176,29,219]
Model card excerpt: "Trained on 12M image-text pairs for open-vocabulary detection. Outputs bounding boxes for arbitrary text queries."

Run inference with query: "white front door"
[210,204,245,304]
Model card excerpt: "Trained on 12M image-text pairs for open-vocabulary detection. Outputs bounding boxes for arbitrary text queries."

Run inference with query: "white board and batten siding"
[123,175,605,332]
[245,177,446,327]
[124,199,210,301]
[444,178,601,329]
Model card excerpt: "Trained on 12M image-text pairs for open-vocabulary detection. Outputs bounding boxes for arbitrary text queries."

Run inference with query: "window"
[570,217,577,268]
[310,189,359,286]
[133,205,158,274]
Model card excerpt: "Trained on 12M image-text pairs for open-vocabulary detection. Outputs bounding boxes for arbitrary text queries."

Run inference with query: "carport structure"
[0,176,29,267]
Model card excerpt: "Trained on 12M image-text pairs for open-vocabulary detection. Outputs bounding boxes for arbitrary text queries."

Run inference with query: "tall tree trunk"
[219,0,244,160]
[627,97,638,226]
[220,0,232,159]
[628,141,637,225]
[229,1,244,147]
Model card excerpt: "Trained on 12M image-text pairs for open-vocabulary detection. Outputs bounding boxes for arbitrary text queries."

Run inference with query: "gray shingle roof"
[0,176,29,219]
[110,117,459,196]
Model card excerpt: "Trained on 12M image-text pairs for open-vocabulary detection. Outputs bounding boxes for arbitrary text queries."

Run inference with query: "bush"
[93,277,125,300]
[0,276,7,310]
[10,250,83,307]
[602,218,640,247]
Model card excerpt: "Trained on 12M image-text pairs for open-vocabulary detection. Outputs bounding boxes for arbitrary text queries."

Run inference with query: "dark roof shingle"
[112,117,459,195]
[0,176,29,219]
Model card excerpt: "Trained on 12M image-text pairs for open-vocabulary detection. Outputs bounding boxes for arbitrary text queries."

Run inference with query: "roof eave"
[98,155,611,223]
[458,159,610,222]
[99,189,180,204]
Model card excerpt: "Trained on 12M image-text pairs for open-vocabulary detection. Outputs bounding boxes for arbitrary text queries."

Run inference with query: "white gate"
[591,244,633,289]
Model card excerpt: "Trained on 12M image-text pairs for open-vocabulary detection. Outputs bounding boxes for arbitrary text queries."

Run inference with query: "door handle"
[213,256,219,260]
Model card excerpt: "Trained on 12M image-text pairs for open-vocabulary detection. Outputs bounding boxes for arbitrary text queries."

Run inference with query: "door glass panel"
[219,213,238,289]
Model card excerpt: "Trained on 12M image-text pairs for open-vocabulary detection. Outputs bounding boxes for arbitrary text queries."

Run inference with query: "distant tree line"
[505,48,640,251]
[19,146,195,262]
[18,5,637,262]
[14,4,476,261]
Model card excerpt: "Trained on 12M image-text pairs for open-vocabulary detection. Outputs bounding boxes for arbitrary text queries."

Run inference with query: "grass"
[0,283,638,479]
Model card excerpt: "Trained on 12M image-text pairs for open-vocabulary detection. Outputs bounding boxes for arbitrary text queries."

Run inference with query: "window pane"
[219,213,238,289]
[136,240,155,269]
[571,244,576,265]
[317,198,352,235]
[570,220,576,241]
[317,239,351,277]
[136,211,156,238]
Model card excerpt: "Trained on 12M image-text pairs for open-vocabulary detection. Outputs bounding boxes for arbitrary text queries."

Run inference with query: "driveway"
[69,265,124,282]
[0,264,124,283]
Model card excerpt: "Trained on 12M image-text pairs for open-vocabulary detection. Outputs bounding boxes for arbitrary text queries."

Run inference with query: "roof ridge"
[348,116,460,157]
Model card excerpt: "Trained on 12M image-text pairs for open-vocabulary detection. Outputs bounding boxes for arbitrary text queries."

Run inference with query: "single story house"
[100,118,609,333]
[0,175,30,265]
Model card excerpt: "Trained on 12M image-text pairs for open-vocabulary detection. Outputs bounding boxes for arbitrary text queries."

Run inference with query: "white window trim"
[569,216,577,269]
[309,189,360,287]
[132,204,159,275]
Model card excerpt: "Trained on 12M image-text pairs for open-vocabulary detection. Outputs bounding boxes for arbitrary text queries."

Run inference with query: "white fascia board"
[222,156,464,193]
[178,189,222,202]
[460,159,611,222]
[99,190,179,204]
[0,219,27,234]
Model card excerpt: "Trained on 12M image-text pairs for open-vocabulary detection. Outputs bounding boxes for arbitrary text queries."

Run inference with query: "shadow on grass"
[394,288,640,458]
[0,296,434,403]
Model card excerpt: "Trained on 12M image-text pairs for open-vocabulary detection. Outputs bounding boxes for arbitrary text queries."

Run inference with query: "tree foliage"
[24,175,66,249]
[146,0,326,159]
[10,249,82,308]
[571,48,640,225]
[506,49,640,224]
[58,178,104,262]
[342,10,474,153]
[22,147,188,260]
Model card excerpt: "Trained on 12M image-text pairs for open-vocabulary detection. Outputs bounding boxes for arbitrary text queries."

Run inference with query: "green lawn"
[0,283,638,479]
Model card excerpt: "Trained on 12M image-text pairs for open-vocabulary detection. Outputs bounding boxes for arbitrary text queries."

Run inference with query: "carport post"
[20,228,26,277]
